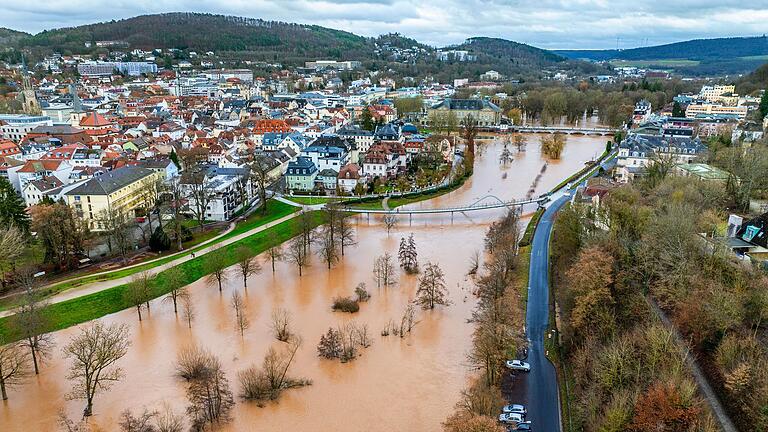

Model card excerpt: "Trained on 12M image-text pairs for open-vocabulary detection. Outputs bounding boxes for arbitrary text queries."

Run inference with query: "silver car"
[498,413,525,424]
[505,359,531,372]
[502,404,527,415]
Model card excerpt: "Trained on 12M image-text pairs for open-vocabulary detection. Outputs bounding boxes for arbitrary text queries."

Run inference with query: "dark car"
[512,422,532,431]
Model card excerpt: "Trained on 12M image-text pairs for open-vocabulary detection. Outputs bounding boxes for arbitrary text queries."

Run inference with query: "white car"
[506,360,531,372]
[498,413,525,424]
[503,404,527,415]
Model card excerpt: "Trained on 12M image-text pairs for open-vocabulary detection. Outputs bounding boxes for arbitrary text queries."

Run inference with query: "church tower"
[20,55,40,115]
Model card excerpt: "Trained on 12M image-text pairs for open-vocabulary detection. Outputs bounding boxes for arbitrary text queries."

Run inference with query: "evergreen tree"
[398,233,418,274]
[759,90,768,120]
[672,101,684,118]
[149,225,171,252]
[0,177,29,233]
[169,149,181,169]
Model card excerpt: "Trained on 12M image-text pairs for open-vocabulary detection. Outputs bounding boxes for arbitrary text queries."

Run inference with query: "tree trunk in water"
[0,377,7,400]
[30,341,39,375]
[137,306,142,321]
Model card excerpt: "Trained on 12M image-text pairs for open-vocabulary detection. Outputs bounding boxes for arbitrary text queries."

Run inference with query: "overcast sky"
[1,0,767,50]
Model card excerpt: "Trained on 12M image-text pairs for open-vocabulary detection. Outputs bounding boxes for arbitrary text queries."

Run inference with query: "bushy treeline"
[552,175,768,430]
[444,209,525,431]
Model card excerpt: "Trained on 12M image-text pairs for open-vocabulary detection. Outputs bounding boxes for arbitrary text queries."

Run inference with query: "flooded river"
[0,135,606,431]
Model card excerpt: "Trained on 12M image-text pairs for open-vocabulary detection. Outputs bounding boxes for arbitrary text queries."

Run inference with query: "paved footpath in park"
[0,210,302,318]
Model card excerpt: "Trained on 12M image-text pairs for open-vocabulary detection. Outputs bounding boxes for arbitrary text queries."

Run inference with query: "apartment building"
[64,166,164,231]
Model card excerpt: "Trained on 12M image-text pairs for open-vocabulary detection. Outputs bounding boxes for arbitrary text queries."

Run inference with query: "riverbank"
[0,207,318,340]
[0,201,299,313]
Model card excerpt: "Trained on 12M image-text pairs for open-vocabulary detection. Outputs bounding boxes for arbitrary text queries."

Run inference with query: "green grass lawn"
[285,196,355,206]
[0,200,299,313]
[0,211,326,341]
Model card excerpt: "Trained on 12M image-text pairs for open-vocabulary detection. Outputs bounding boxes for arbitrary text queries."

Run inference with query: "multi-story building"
[179,167,254,222]
[77,61,158,77]
[304,60,361,71]
[301,136,352,172]
[614,133,707,183]
[0,114,53,142]
[64,166,164,231]
[686,102,748,120]
[286,157,318,191]
[699,85,738,105]
[203,69,254,83]
[428,98,501,126]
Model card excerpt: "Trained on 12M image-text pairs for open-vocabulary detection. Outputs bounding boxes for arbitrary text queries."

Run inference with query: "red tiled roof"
[79,112,112,127]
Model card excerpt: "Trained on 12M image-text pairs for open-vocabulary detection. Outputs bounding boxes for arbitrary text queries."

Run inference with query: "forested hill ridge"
[555,36,768,75]
[4,12,599,80]
[15,13,373,65]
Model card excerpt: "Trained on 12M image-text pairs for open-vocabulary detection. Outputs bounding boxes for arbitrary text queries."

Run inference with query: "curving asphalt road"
[521,153,617,431]
[523,194,569,432]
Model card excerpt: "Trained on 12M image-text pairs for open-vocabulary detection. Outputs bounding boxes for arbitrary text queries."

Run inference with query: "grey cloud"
[0,0,764,49]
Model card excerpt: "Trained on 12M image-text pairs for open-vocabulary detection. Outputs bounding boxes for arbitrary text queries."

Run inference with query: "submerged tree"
[0,338,29,400]
[415,262,450,310]
[265,231,284,272]
[231,291,250,337]
[238,337,308,402]
[236,246,261,289]
[398,233,419,274]
[373,252,397,287]
[64,322,131,416]
[205,248,230,292]
[12,271,54,375]
[184,352,234,429]
[540,133,566,159]
[162,266,187,314]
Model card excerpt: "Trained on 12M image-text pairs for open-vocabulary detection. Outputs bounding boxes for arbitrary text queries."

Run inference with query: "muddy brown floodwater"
[0,135,606,432]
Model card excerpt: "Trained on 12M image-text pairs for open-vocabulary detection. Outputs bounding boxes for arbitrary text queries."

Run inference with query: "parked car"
[506,359,530,372]
[502,404,527,415]
[498,413,525,424]
[513,421,532,431]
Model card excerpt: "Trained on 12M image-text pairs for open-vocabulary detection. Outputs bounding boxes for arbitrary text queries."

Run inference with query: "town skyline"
[1,1,767,50]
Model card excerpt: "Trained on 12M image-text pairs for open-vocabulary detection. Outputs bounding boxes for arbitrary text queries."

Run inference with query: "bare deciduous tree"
[373,252,396,287]
[205,248,230,292]
[162,266,186,314]
[415,261,451,310]
[0,225,24,287]
[155,403,185,432]
[316,226,339,269]
[0,338,29,400]
[286,236,309,276]
[231,291,250,336]
[338,213,356,256]
[266,231,284,273]
[236,246,261,289]
[399,303,417,337]
[270,308,292,342]
[126,271,153,321]
[64,322,131,416]
[238,337,308,402]
[119,408,157,432]
[383,215,397,236]
[181,292,195,329]
[182,168,215,231]
[12,270,53,375]
[184,352,234,429]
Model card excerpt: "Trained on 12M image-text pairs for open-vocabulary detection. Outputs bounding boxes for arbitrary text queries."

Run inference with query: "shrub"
[354,283,370,302]
[331,296,359,313]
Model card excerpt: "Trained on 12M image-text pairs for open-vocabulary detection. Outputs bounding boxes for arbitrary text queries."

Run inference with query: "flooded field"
[0,134,606,431]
